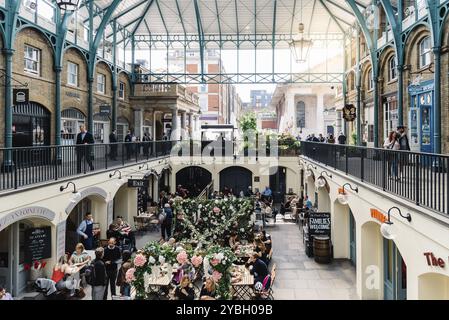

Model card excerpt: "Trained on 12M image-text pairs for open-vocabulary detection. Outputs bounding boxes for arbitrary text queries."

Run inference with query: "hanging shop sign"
[308,212,331,237]
[13,88,29,104]
[343,104,356,122]
[25,226,52,263]
[128,179,149,188]
[423,252,447,269]
[99,105,111,116]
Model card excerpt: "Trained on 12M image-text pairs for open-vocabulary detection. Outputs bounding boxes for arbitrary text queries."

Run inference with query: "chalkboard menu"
[308,212,331,237]
[25,226,52,263]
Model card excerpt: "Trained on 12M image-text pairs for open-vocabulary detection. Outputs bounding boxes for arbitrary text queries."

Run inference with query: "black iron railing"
[0,141,175,192]
[0,139,300,193]
[301,141,449,216]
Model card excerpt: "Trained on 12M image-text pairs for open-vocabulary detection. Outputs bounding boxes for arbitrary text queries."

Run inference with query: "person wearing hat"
[160,203,173,241]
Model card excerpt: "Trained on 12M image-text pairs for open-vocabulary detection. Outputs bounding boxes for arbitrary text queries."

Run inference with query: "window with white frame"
[419,36,432,68]
[388,56,397,81]
[97,74,105,94]
[67,62,78,86]
[24,45,40,75]
[119,81,125,99]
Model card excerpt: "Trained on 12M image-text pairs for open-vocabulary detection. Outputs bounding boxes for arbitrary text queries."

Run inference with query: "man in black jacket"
[109,130,118,161]
[76,125,95,173]
[124,130,133,160]
[103,237,122,300]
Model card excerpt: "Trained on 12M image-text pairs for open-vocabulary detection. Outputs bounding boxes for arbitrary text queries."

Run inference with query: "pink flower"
[213,207,221,214]
[212,270,222,282]
[133,254,147,267]
[191,255,203,268]
[210,258,220,266]
[176,250,188,265]
[125,268,136,283]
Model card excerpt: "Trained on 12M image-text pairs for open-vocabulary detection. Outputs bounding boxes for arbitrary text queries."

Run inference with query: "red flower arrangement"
[24,260,47,271]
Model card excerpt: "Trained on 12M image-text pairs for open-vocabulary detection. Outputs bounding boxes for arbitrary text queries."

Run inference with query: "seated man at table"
[200,276,217,300]
[173,275,195,300]
[260,230,272,253]
[115,216,137,252]
[246,253,269,288]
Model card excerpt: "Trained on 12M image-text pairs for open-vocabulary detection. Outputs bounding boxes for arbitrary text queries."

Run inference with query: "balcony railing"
[301,141,449,217]
[0,141,175,193]
[0,140,300,193]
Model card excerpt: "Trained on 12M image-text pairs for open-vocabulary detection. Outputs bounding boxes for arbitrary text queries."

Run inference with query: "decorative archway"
[176,166,212,197]
[219,166,252,196]
[418,273,449,300]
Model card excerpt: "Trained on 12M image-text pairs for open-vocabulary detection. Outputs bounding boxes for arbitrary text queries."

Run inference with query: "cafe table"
[146,273,173,300]
[231,265,254,300]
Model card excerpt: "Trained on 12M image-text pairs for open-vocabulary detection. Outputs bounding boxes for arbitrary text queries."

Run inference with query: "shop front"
[93,113,111,144]
[0,207,55,297]
[408,80,434,153]
[382,94,398,141]
[12,102,51,148]
[117,116,130,142]
[61,108,86,145]
[383,239,407,300]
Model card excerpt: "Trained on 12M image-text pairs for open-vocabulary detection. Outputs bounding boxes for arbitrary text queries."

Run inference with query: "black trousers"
[161,222,172,240]
[103,268,118,300]
[109,145,117,160]
[77,150,94,173]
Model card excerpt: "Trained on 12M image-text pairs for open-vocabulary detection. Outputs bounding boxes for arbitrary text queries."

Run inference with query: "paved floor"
[270,219,358,300]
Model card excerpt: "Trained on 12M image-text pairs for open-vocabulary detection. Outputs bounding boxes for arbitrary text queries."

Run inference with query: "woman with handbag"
[51,255,81,297]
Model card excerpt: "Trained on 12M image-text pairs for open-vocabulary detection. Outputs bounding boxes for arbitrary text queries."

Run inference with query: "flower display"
[213,207,221,213]
[125,268,136,283]
[134,254,147,267]
[212,270,223,282]
[148,256,156,265]
[191,255,203,268]
[176,250,188,265]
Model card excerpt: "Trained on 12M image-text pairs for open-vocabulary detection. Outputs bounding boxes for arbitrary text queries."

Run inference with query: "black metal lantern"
[56,0,80,11]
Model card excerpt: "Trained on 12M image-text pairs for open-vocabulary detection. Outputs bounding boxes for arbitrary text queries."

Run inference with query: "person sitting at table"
[115,216,137,252]
[51,254,80,297]
[200,276,217,300]
[228,231,240,250]
[106,223,121,240]
[69,243,91,294]
[280,197,293,217]
[260,230,272,253]
[254,238,269,265]
[246,253,269,287]
[174,275,195,300]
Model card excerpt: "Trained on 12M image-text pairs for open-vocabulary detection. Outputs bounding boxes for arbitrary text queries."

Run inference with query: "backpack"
[158,211,167,223]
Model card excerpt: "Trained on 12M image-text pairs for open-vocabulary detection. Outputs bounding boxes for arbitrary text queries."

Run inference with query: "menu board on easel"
[25,226,52,263]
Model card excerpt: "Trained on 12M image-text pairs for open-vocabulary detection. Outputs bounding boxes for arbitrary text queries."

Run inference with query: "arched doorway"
[61,108,85,145]
[65,195,107,253]
[361,221,383,299]
[158,167,172,195]
[269,166,287,203]
[93,113,111,144]
[0,216,54,297]
[383,239,407,300]
[418,273,449,299]
[176,166,212,197]
[219,166,252,196]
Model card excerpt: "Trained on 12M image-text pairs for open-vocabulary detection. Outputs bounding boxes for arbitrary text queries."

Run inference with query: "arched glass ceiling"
[77,0,376,48]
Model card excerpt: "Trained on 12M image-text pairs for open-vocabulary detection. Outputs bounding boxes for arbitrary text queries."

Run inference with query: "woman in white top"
[383,131,400,179]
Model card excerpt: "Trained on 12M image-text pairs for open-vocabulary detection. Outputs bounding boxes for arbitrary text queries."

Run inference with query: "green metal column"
[397,64,404,126]
[342,35,348,137]
[356,28,362,146]
[55,66,62,148]
[87,77,94,133]
[112,20,118,132]
[4,49,14,152]
[433,46,441,153]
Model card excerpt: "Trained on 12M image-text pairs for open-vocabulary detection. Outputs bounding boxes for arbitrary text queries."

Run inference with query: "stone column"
[134,108,143,139]
[188,113,193,138]
[171,107,178,140]
[180,111,187,140]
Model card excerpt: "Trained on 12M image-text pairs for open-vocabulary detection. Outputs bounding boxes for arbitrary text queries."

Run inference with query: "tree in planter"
[238,113,258,154]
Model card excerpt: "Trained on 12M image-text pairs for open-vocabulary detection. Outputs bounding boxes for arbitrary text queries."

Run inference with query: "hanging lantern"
[305,169,313,178]
[380,222,396,240]
[56,0,80,11]
[337,187,348,205]
[289,23,313,63]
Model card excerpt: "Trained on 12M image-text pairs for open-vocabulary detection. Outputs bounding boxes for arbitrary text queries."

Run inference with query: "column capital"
[2,48,15,56]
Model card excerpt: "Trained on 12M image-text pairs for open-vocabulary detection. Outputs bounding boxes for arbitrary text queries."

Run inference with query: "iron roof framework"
[67,0,376,84]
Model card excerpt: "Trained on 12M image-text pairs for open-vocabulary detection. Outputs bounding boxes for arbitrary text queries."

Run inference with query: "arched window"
[296,101,306,128]
[388,55,397,81]
[419,36,432,68]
